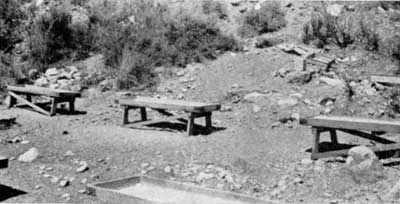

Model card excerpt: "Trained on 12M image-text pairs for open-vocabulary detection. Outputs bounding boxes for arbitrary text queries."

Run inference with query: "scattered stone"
[34,185,42,190]
[243,92,266,103]
[286,71,312,85]
[255,37,283,48]
[271,122,281,128]
[177,94,184,100]
[301,158,313,166]
[45,167,54,171]
[64,150,75,157]
[196,172,214,183]
[141,163,150,169]
[385,178,400,200]
[81,178,88,184]
[76,161,89,173]
[231,83,240,89]
[346,146,385,183]
[319,77,345,87]
[18,147,39,162]
[20,140,30,144]
[78,189,87,194]
[277,97,298,108]
[59,180,69,188]
[62,130,69,135]
[231,0,243,6]
[51,176,60,183]
[43,174,51,178]
[327,4,344,17]
[61,193,70,200]
[252,105,261,113]
[164,166,173,174]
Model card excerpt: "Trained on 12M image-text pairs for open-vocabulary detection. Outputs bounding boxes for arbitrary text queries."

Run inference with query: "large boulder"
[346,146,385,183]
[70,7,90,31]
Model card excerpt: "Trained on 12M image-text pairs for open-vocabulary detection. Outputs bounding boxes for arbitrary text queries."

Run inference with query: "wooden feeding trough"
[7,85,81,116]
[87,175,281,204]
[301,115,400,160]
[303,54,335,71]
[117,96,221,136]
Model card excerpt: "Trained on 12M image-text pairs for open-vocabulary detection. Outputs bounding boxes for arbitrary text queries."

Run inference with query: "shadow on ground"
[0,184,26,201]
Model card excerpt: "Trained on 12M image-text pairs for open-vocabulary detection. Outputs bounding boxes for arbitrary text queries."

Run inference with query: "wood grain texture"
[118,97,221,113]
[7,85,81,98]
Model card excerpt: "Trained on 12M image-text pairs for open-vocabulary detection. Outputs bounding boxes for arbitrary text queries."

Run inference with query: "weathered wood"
[311,127,321,160]
[7,85,81,98]
[69,98,75,113]
[187,114,195,136]
[329,129,338,144]
[50,98,57,116]
[8,91,50,116]
[26,94,32,102]
[117,97,221,113]
[338,129,396,144]
[205,113,212,128]
[370,75,400,86]
[303,115,400,133]
[0,156,8,169]
[312,143,400,159]
[8,94,17,108]
[123,106,130,125]
[140,107,147,121]
[124,114,187,128]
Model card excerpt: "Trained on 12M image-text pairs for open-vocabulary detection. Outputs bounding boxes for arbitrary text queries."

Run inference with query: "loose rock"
[18,147,39,162]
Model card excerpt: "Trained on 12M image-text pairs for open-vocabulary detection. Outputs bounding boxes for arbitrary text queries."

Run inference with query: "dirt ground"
[3,1,400,203]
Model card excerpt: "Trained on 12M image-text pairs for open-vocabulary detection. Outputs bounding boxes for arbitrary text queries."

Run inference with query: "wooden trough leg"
[187,113,195,136]
[26,94,32,102]
[205,112,212,128]
[69,98,75,113]
[8,91,50,115]
[140,107,147,121]
[50,98,57,116]
[122,106,130,125]
[7,93,17,108]
[329,129,338,144]
[311,127,321,160]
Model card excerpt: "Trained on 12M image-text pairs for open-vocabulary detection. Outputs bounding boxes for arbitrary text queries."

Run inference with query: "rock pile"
[34,66,82,92]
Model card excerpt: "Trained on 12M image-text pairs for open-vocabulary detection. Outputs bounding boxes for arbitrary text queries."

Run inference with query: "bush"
[239,2,286,37]
[390,12,400,22]
[357,16,379,51]
[26,4,94,71]
[302,7,357,48]
[201,0,228,20]
[93,0,240,89]
[0,0,25,52]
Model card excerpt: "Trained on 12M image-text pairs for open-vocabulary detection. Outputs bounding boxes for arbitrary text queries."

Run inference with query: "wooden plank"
[7,85,81,98]
[9,91,50,116]
[370,75,400,86]
[303,115,400,133]
[118,97,221,113]
[0,156,8,169]
[124,114,187,128]
[338,129,396,144]
[312,143,400,159]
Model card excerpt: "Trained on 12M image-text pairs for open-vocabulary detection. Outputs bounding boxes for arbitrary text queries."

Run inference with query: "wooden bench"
[117,97,221,136]
[301,115,400,160]
[370,75,400,86]
[0,156,8,169]
[7,85,81,116]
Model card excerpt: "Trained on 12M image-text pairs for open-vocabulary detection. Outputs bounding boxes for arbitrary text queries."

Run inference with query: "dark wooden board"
[118,97,221,113]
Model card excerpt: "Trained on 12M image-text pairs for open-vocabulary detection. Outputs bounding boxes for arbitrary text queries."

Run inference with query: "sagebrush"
[239,2,286,37]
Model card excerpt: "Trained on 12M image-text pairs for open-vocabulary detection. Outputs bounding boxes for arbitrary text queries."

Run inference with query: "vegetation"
[239,2,287,37]
[92,0,240,89]
[201,0,228,20]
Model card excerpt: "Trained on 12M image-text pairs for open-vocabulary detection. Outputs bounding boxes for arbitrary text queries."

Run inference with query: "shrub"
[357,16,379,51]
[26,4,95,71]
[302,7,357,48]
[0,0,25,52]
[390,12,400,22]
[239,2,286,37]
[93,0,240,89]
[201,0,228,20]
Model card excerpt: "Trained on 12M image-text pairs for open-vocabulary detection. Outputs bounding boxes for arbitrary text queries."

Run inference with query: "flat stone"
[18,147,39,163]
